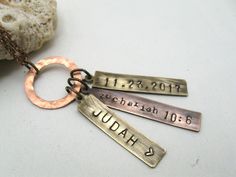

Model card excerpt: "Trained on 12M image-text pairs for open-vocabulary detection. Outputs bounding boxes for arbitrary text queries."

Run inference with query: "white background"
[0,0,236,177]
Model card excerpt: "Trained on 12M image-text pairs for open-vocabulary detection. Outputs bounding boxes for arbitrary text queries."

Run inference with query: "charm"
[23,56,167,168]
[2,21,200,169]
[92,71,188,96]
[78,94,166,168]
[89,88,201,132]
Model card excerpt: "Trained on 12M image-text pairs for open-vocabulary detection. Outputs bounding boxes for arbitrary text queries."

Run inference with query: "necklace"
[0,26,201,168]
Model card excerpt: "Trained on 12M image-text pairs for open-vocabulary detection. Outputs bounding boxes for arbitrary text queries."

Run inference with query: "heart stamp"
[145,147,155,156]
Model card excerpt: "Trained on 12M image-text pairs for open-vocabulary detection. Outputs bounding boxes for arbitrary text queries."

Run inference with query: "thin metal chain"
[0,26,39,73]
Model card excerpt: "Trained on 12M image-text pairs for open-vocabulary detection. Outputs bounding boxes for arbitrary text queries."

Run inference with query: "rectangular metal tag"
[89,88,201,132]
[92,71,188,96]
[78,94,166,168]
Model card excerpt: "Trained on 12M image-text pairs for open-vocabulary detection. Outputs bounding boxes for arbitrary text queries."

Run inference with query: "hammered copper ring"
[24,56,82,109]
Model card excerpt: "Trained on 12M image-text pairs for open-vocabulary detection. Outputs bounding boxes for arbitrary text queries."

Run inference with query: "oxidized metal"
[24,56,81,109]
[92,71,188,96]
[0,26,39,73]
[0,26,28,66]
[78,94,166,168]
[90,88,201,132]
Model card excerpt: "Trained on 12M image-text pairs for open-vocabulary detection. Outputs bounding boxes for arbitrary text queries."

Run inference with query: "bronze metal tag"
[92,71,188,96]
[89,88,201,132]
[78,94,166,168]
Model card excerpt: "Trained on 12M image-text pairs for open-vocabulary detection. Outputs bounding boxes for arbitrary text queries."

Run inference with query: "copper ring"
[24,56,81,109]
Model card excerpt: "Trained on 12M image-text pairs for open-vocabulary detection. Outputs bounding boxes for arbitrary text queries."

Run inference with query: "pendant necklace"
[0,26,201,168]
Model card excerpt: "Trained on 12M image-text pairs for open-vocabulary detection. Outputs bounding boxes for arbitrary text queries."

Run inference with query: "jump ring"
[70,68,93,82]
[22,60,39,74]
[67,78,89,91]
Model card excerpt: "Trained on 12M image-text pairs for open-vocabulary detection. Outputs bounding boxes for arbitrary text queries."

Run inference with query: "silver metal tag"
[92,71,188,96]
[89,88,201,132]
[78,94,166,168]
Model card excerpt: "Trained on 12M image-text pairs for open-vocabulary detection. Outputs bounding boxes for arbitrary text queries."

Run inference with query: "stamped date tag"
[92,71,188,96]
[89,88,201,132]
[78,94,166,168]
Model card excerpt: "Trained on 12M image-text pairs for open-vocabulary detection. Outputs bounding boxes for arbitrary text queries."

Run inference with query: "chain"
[0,26,39,73]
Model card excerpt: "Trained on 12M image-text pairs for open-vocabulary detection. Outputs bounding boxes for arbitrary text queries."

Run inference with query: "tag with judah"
[92,71,188,96]
[78,94,166,168]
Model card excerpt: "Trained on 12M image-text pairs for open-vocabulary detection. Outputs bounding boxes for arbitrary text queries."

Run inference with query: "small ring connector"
[65,86,83,100]
[66,77,91,101]
[67,78,90,94]
[70,68,93,83]
[22,60,39,74]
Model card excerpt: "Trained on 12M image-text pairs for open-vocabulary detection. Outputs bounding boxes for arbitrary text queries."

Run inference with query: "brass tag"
[90,88,201,132]
[78,94,166,168]
[92,71,188,96]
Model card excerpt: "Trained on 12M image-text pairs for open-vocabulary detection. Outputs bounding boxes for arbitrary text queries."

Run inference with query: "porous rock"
[0,0,57,60]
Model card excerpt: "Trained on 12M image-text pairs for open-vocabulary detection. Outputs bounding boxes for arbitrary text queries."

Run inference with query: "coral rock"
[0,0,57,60]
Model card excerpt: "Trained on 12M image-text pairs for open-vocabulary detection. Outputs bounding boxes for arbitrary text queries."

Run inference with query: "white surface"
[0,0,236,176]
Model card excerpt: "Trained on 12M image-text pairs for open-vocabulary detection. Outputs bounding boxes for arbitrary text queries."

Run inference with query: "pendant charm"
[90,88,201,132]
[92,71,188,96]
[78,94,166,168]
